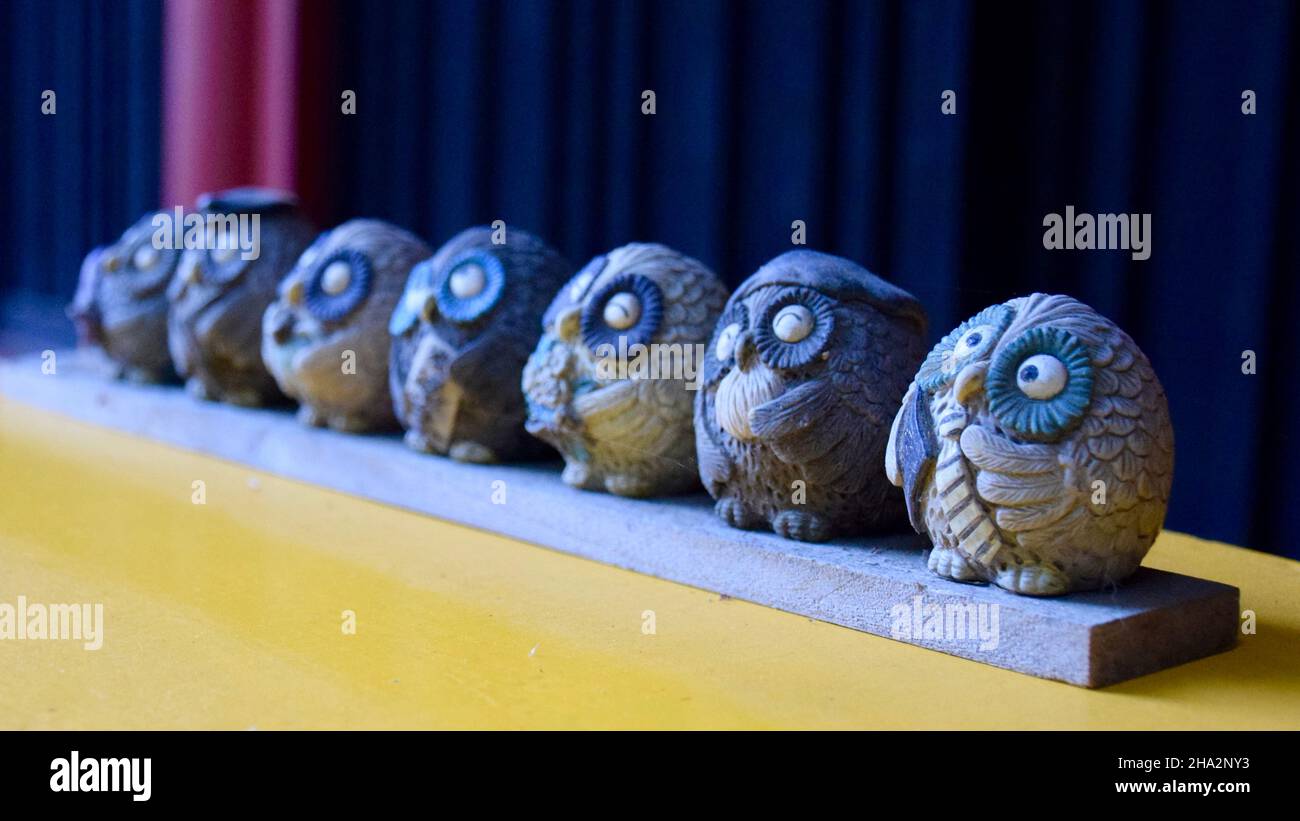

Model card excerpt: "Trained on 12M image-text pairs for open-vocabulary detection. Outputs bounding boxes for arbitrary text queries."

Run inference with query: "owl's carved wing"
[574,376,689,459]
[694,391,733,494]
[959,425,1076,533]
[748,313,906,495]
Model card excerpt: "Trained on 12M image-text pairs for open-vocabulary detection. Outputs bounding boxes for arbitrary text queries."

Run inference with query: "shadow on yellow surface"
[1,399,1297,729]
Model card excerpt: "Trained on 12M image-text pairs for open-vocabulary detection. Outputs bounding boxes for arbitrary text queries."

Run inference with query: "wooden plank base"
[0,350,1240,687]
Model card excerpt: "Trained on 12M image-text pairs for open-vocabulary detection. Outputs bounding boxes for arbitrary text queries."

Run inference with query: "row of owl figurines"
[72,187,1174,597]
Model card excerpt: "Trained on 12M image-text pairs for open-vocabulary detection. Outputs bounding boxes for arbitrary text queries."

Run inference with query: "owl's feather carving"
[523,243,728,497]
[170,188,315,406]
[697,250,927,541]
[389,226,572,461]
[69,213,182,383]
[263,219,431,432]
[886,292,1174,595]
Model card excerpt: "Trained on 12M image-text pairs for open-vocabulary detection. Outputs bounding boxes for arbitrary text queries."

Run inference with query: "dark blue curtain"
[0,0,163,296]
[3,0,1297,558]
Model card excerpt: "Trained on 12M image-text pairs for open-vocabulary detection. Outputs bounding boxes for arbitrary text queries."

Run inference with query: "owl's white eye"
[132,244,159,270]
[772,304,814,343]
[1016,354,1068,399]
[604,293,641,330]
[715,322,742,360]
[955,324,995,358]
[449,263,486,299]
[569,270,594,302]
[321,261,352,295]
[206,225,239,263]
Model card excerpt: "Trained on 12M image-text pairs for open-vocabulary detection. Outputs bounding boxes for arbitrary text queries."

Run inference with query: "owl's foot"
[715,497,762,530]
[561,461,599,491]
[927,546,983,583]
[297,405,327,428]
[403,429,435,453]
[994,562,1070,597]
[185,377,213,401]
[122,366,167,385]
[604,474,655,498]
[771,510,833,543]
[449,441,498,464]
[326,414,372,434]
[220,387,264,408]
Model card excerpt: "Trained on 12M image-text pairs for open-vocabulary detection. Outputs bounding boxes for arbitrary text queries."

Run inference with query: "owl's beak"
[284,278,305,307]
[954,361,988,405]
[733,331,757,372]
[269,305,296,345]
[418,291,439,323]
[555,305,581,343]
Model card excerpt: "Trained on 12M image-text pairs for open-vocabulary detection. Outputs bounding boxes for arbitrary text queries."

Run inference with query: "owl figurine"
[522,243,728,496]
[695,250,928,542]
[263,219,431,432]
[885,293,1175,595]
[168,188,316,406]
[67,213,181,383]
[389,226,573,462]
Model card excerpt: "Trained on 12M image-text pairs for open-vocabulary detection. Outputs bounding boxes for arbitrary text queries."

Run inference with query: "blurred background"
[1,0,1296,558]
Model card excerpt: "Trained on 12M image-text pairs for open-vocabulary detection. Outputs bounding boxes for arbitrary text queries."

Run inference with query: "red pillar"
[161,0,303,209]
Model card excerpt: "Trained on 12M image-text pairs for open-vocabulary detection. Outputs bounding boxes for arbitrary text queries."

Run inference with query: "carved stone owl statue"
[885,293,1175,595]
[168,188,315,406]
[522,243,728,496]
[68,213,181,383]
[389,226,573,462]
[695,250,928,542]
[262,219,431,432]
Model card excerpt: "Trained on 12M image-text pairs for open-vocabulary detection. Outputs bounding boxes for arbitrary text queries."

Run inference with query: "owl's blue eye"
[755,288,834,370]
[305,249,372,322]
[196,223,251,284]
[435,251,506,323]
[987,327,1093,440]
[126,242,177,296]
[916,304,1013,392]
[581,274,663,353]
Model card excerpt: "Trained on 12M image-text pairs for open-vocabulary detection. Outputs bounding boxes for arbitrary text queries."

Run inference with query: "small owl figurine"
[168,188,316,406]
[522,243,728,496]
[695,250,928,542]
[390,226,572,462]
[885,293,1175,595]
[263,219,431,432]
[68,213,181,383]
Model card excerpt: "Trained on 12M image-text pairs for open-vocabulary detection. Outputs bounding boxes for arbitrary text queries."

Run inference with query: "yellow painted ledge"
[1,399,1297,729]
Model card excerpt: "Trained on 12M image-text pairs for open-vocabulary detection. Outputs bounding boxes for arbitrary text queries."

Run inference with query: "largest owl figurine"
[263,219,431,432]
[522,243,728,496]
[885,293,1175,595]
[695,250,928,542]
[68,212,182,383]
[390,226,573,462]
[168,188,316,406]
